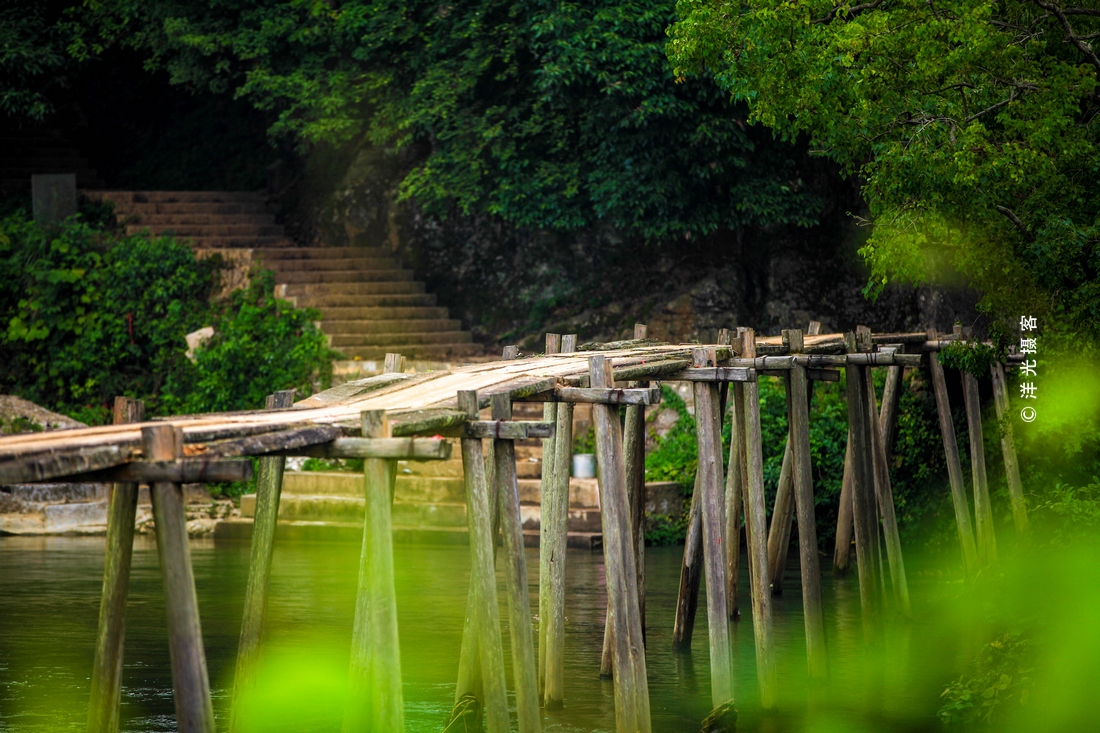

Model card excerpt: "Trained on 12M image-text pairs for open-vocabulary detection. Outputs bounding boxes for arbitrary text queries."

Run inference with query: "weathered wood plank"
[927,330,979,576]
[147,425,215,733]
[343,411,404,733]
[88,397,144,733]
[556,386,662,405]
[454,391,509,733]
[58,459,253,484]
[591,355,652,733]
[464,421,554,440]
[230,390,294,733]
[491,394,540,733]
[962,370,998,566]
[990,362,1028,534]
[739,330,778,708]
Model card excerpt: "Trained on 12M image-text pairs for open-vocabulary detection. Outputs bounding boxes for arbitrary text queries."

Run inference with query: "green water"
[0,535,918,732]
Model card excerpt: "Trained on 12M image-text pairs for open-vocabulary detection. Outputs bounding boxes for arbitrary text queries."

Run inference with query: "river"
[0,535,947,732]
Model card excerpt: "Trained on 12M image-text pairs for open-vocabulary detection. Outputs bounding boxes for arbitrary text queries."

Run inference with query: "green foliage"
[0,209,335,421]
[300,457,364,473]
[79,0,820,239]
[940,340,1000,379]
[572,424,596,455]
[939,633,1033,725]
[0,1,76,120]
[644,511,690,546]
[669,0,1100,340]
[161,271,333,415]
[1031,480,1100,544]
[644,386,698,493]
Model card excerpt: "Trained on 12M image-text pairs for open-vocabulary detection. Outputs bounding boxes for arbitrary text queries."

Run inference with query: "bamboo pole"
[786,330,828,679]
[691,347,734,706]
[88,397,144,733]
[739,330,778,708]
[990,362,1028,533]
[538,333,561,696]
[543,335,575,708]
[343,410,404,733]
[844,332,883,637]
[147,424,215,733]
[962,370,998,565]
[590,355,652,733]
[927,329,979,576]
[453,391,510,733]
[865,374,911,617]
[491,394,541,733]
[229,390,295,732]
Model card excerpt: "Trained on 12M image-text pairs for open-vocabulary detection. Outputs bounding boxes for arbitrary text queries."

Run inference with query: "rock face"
[0,395,88,433]
[284,143,981,350]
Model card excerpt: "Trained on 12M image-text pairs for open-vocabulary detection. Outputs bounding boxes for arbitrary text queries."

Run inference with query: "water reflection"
[0,535,938,732]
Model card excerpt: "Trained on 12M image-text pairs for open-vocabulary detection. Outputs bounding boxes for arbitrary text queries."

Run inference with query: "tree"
[669,0,1100,339]
[78,0,821,239]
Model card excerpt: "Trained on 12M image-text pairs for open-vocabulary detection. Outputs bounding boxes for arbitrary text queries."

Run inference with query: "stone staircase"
[90,190,479,361]
[0,129,105,193]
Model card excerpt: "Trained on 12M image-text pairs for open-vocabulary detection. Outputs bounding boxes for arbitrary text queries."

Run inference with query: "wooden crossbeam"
[50,459,253,484]
[556,386,662,405]
[464,421,554,440]
[284,437,452,460]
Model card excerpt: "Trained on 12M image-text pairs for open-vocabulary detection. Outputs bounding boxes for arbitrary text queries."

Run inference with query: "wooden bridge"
[0,325,1028,733]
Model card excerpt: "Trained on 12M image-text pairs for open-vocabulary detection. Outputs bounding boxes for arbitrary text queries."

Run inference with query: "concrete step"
[125,224,285,237]
[239,493,468,527]
[311,306,449,321]
[521,505,603,533]
[335,343,481,360]
[291,294,438,309]
[282,281,426,296]
[516,460,542,479]
[399,457,465,479]
[97,190,265,204]
[263,257,400,272]
[5,483,108,504]
[214,518,472,545]
[329,331,472,347]
[179,236,296,248]
[254,247,387,260]
[322,319,463,335]
[282,472,467,503]
[123,213,278,226]
[108,202,271,215]
[276,270,415,284]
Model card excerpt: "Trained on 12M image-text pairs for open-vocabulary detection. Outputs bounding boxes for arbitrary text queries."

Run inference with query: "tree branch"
[1033,0,1100,75]
[995,205,1036,242]
[813,0,886,25]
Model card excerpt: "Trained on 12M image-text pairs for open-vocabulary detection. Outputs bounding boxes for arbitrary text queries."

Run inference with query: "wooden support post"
[927,329,979,576]
[832,436,855,574]
[538,333,561,698]
[229,390,295,732]
[879,366,904,455]
[343,410,404,733]
[502,345,519,360]
[766,438,794,595]
[147,424,215,733]
[88,397,144,733]
[627,324,648,641]
[692,347,734,707]
[739,330,778,708]
[543,335,575,709]
[383,353,406,374]
[491,394,541,733]
[865,375,911,617]
[728,378,750,619]
[991,362,1028,534]
[671,475,703,650]
[601,325,650,676]
[844,331,884,637]
[590,355,652,733]
[768,322,821,595]
[962,370,998,565]
[786,331,828,679]
[454,391,509,733]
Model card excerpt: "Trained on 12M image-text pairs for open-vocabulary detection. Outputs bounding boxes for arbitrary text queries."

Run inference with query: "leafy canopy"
[78,0,820,238]
[669,0,1100,337]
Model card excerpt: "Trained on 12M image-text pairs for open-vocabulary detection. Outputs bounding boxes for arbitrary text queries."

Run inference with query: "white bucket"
[572,453,597,478]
